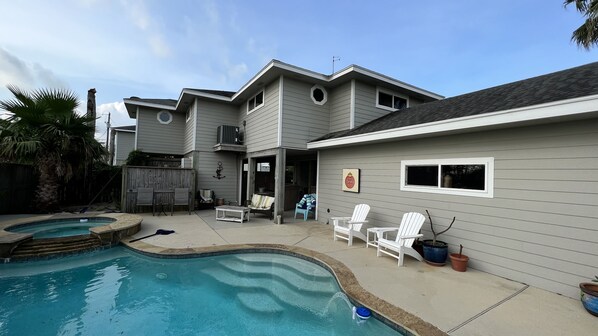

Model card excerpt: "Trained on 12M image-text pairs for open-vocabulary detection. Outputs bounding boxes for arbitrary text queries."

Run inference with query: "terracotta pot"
[449,253,469,272]
[579,282,598,317]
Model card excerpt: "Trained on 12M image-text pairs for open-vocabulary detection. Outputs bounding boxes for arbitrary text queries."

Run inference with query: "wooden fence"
[121,166,196,213]
[0,163,36,214]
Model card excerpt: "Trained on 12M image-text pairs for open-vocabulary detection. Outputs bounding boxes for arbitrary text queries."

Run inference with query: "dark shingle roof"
[127,97,177,107]
[313,62,598,142]
[185,89,236,98]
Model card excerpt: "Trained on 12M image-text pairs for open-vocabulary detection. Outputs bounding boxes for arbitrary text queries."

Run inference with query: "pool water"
[7,218,115,238]
[0,248,405,336]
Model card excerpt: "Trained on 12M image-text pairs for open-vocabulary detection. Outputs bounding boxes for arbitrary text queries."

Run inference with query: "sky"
[0,0,596,144]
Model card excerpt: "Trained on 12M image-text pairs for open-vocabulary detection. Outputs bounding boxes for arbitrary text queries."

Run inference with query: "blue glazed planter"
[422,240,448,265]
[580,283,598,317]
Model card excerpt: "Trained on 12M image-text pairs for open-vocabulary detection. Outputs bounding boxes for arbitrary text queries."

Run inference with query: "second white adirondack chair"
[332,204,371,246]
[376,212,426,266]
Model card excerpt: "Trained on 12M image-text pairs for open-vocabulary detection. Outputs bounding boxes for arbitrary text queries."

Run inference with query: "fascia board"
[123,99,176,111]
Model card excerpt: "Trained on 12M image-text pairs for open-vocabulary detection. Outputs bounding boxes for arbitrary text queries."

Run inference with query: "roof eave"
[307,94,598,149]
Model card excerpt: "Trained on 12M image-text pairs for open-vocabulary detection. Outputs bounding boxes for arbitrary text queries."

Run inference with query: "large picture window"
[400,158,494,198]
[247,90,264,114]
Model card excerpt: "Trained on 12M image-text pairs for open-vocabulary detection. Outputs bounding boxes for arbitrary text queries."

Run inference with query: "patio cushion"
[251,194,262,207]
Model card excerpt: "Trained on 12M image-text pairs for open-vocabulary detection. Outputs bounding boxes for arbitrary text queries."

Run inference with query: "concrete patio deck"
[1,210,596,335]
[125,210,597,336]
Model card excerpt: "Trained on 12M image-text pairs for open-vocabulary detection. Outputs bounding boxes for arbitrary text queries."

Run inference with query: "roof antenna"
[332,56,341,74]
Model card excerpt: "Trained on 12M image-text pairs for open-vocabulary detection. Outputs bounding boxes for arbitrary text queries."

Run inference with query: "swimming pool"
[6,217,116,239]
[0,248,405,335]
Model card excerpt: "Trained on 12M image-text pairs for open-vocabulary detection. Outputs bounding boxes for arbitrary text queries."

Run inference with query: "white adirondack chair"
[332,204,371,246]
[376,212,426,266]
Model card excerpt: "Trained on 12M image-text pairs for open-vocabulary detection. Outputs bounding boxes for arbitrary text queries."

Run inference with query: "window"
[400,158,494,198]
[257,162,270,172]
[247,90,264,113]
[310,84,328,105]
[376,87,408,111]
[157,110,173,124]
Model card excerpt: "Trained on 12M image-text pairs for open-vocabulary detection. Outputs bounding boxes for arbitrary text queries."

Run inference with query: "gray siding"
[136,107,185,154]
[195,151,239,202]
[329,81,351,132]
[241,79,280,152]
[183,100,196,153]
[354,81,392,128]
[114,131,135,165]
[316,119,598,299]
[196,100,238,151]
[282,78,330,148]
[191,99,240,201]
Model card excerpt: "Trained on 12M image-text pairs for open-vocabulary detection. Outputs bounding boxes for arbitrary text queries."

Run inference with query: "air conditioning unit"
[217,125,240,145]
[181,157,193,168]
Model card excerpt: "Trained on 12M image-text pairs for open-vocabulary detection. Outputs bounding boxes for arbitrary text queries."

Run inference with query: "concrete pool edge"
[0,213,142,259]
[123,240,447,336]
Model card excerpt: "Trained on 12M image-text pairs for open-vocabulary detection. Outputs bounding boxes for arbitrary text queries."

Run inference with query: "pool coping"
[0,213,142,258]
[123,240,447,336]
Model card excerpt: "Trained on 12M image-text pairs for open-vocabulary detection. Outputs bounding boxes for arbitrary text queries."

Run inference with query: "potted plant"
[580,276,598,317]
[449,244,469,272]
[422,210,455,266]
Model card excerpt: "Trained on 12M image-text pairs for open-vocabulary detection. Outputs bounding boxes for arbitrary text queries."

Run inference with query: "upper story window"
[400,158,494,198]
[247,90,264,114]
[376,87,408,111]
[157,110,173,124]
[310,84,328,105]
[185,108,192,123]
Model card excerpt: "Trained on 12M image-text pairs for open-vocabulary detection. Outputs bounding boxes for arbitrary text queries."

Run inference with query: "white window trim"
[310,84,328,105]
[376,87,409,112]
[185,107,192,123]
[157,110,173,124]
[247,89,265,114]
[400,157,494,198]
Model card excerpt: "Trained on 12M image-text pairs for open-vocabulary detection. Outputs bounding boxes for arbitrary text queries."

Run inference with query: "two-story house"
[123,60,598,300]
[123,60,442,217]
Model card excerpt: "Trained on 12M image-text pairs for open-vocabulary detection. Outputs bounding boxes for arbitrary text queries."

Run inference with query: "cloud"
[120,0,172,58]
[148,34,172,58]
[94,101,133,144]
[122,0,150,30]
[0,48,67,95]
[227,63,248,81]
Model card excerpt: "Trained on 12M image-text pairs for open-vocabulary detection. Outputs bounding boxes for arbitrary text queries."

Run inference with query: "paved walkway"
[2,211,596,335]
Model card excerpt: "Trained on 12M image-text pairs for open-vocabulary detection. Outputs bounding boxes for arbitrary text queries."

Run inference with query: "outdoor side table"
[366,227,398,248]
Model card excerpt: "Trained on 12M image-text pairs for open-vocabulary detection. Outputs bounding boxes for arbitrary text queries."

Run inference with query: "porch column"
[247,157,255,204]
[274,148,286,223]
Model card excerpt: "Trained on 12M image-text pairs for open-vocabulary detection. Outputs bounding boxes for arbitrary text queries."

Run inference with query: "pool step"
[202,265,336,318]
[10,236,103,260]
[237,292,284,315]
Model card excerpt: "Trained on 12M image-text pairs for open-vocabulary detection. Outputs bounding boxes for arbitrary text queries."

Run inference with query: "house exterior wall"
[316,118,598,299]
[329,81,352,132]
[240,79,280,153]
[190,99,240,201]
[136,107,185,155]
[113,131,135,165]
[354,81,392,128]
[282,78,331,148]
[183,100,196,153]
[196,99,239,151]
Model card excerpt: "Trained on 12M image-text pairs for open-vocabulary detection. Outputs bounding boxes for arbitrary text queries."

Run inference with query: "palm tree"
[0,85,105,212]
[564,0,598,49]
